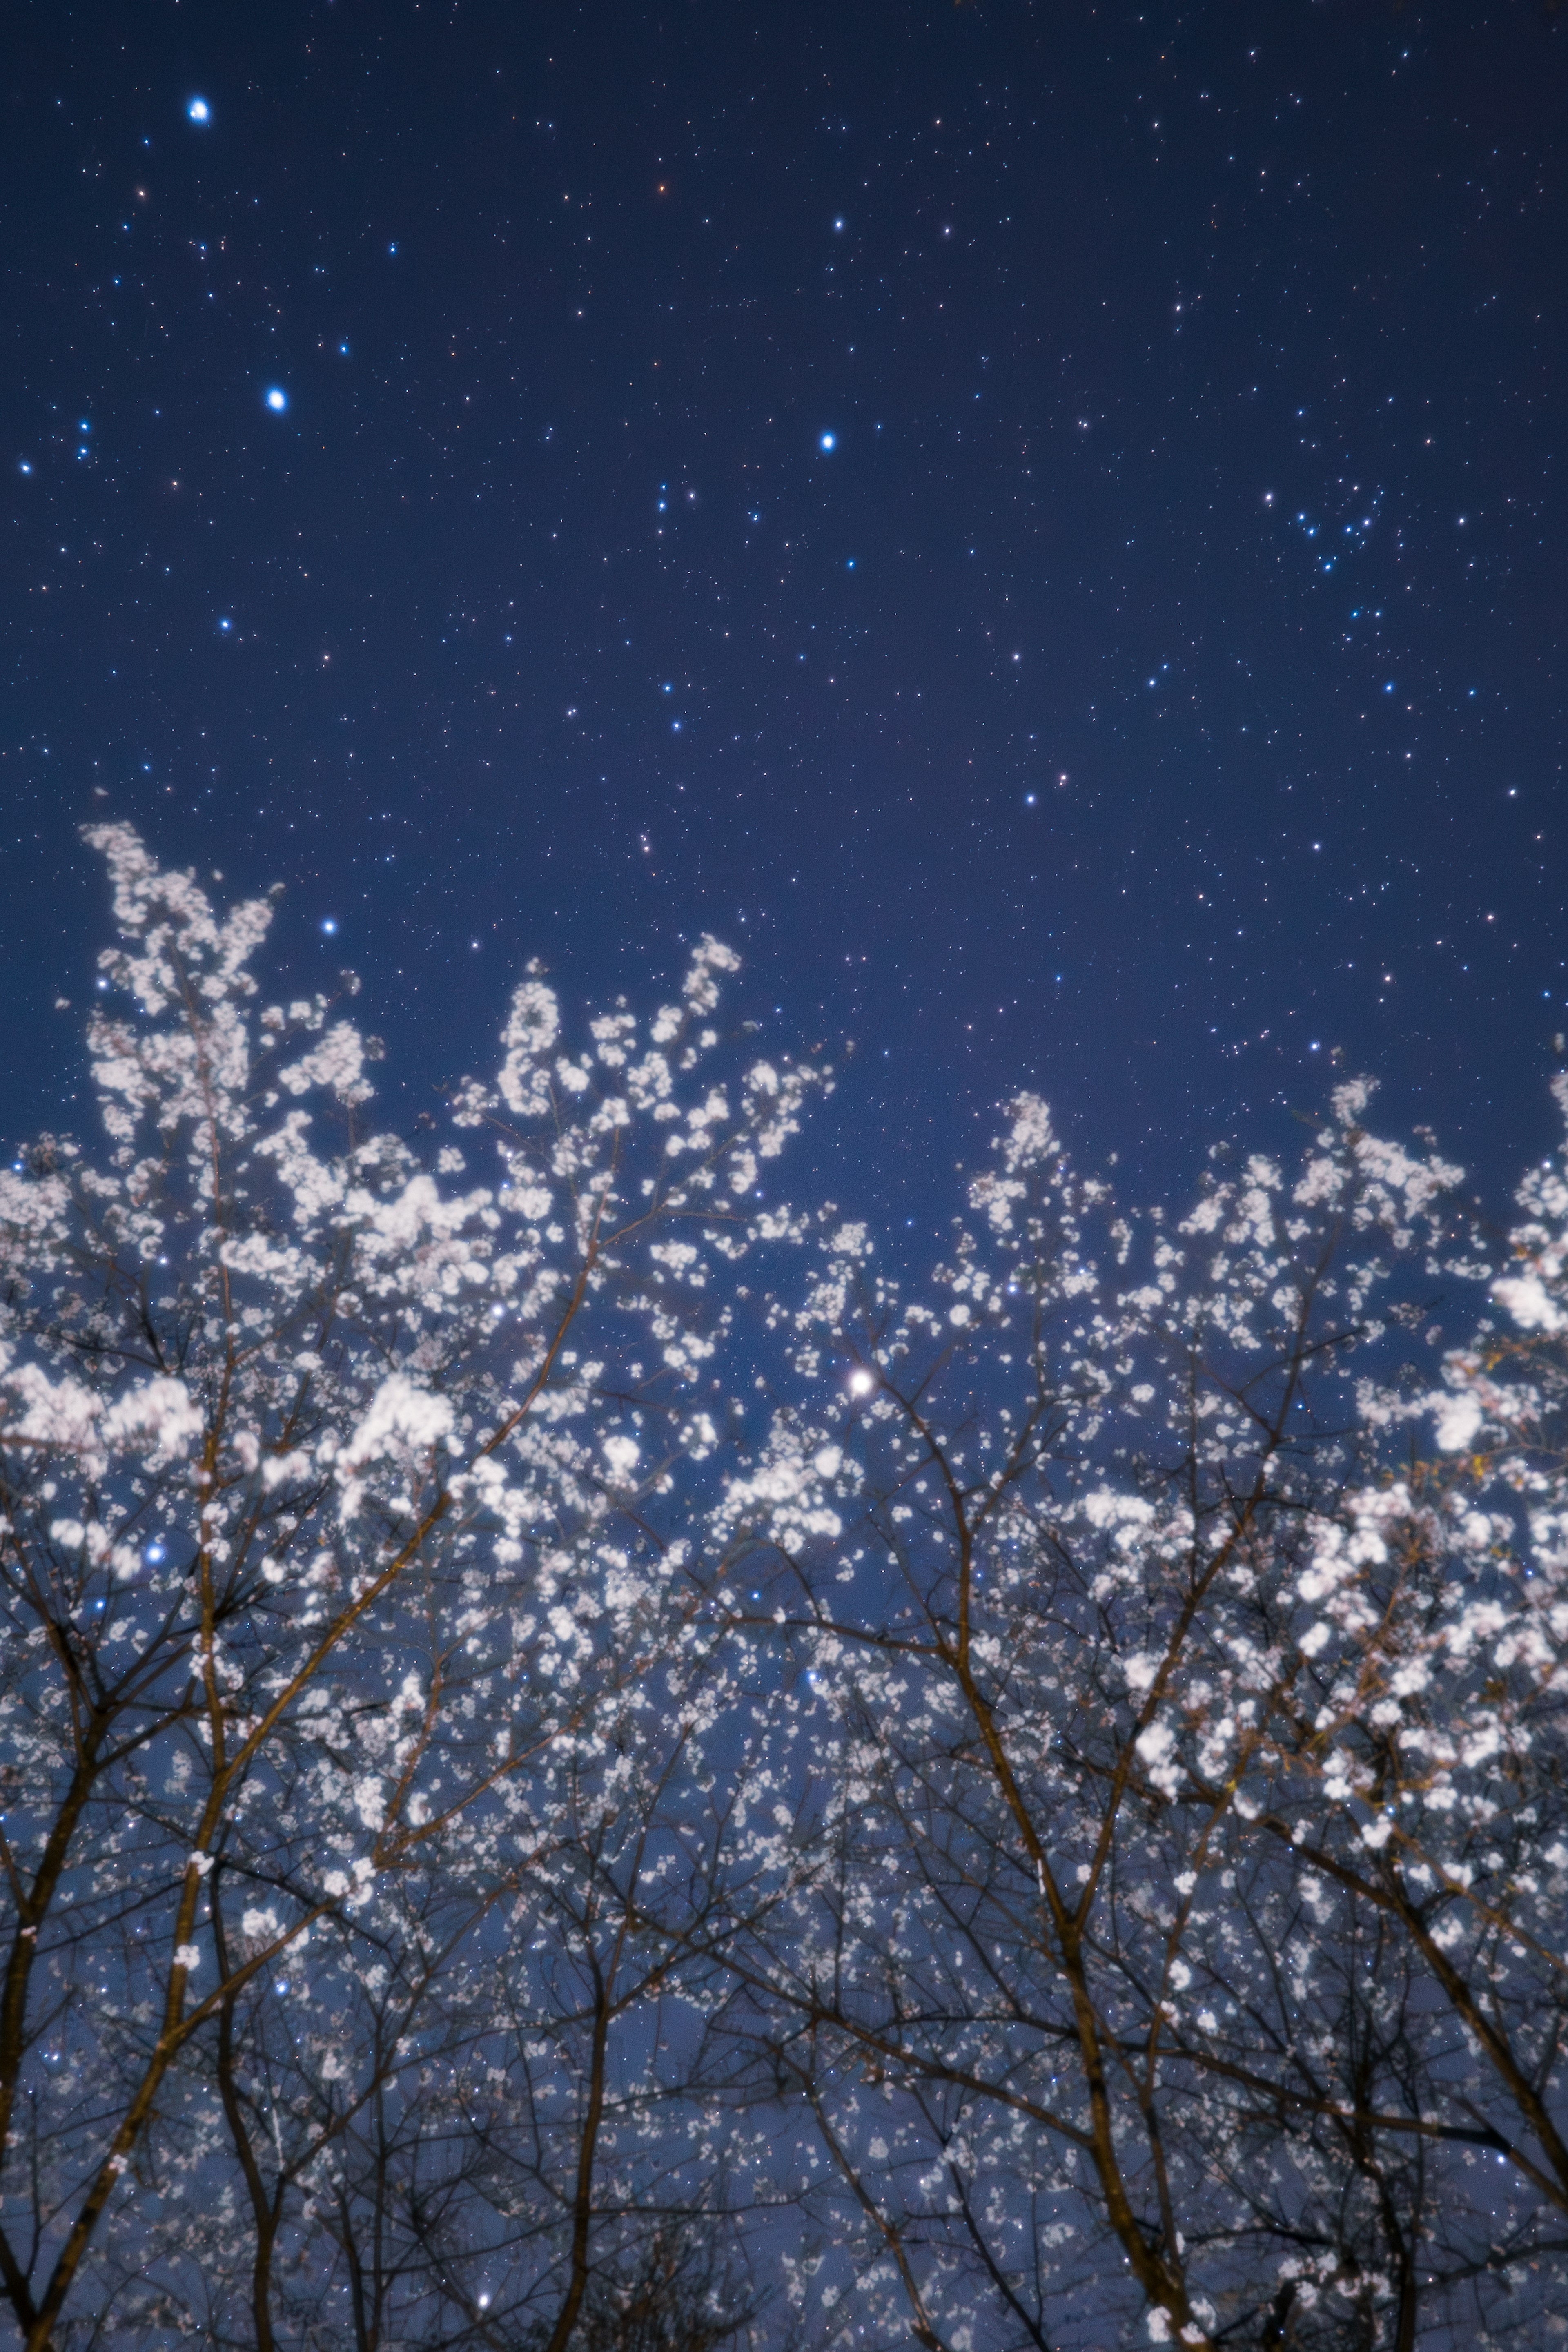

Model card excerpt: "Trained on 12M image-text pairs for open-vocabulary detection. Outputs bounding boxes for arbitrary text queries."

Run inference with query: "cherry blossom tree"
[3,826,1566,2352]
[716,1090,1568,2350]
[0,827,818,2351]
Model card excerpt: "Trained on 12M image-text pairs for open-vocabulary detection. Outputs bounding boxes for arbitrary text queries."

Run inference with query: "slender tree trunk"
[543,1966,613,2352]
[212,1884,279,2352]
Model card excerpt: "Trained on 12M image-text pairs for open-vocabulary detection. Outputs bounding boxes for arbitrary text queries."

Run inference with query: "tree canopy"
[1,829,1564,2351]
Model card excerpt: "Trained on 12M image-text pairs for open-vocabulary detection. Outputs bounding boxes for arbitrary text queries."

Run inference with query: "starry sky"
[5,0,1567,1226]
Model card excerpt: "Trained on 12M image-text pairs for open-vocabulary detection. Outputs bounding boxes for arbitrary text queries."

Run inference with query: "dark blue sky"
[5,0,1566,1223]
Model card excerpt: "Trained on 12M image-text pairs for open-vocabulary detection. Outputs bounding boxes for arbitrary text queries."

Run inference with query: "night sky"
[5,0,1567,1226]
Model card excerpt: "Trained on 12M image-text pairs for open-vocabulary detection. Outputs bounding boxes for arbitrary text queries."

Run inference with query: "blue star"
[187,97,210,123]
